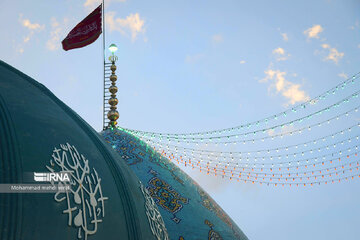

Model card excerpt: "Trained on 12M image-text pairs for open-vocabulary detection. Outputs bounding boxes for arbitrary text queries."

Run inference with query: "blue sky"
[1,0,360,239]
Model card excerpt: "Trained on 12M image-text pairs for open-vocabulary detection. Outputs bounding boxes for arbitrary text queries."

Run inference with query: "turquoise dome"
[0,60,168,240]
[102,129,249,240]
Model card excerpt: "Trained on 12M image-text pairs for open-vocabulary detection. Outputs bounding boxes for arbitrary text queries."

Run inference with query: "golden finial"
[107,44,119,128]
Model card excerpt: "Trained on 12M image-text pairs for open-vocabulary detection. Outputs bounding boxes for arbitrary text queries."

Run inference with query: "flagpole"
[102,0,105,129]
[103,0,105,59]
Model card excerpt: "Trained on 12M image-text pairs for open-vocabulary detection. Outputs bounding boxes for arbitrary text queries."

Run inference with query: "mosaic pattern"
[101,129,249,240]
[148,154,185,185]
[198,188,233,227]
[105,133,145,165]
[104,131,185,185]
[147,176,189,223]
[198,187,243,239]
[205,220,223,240]
[139,182,169,240]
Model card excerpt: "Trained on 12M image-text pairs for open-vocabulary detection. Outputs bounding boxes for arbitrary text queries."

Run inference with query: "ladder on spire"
[103,61,112,129]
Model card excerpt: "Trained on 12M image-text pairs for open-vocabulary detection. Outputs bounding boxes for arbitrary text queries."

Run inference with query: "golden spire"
[107,44,119,128]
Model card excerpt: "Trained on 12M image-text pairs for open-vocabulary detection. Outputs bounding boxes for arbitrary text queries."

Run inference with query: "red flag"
[62,4,102,51]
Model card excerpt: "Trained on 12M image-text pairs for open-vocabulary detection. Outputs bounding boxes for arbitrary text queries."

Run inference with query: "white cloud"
[272,47,290,61]
[17,48,24,54]
[17,14,44,54]
[303,25,323,39]
[46,17,69,51]
[282,84,310,105]
[321,43,344,64]
[84,0,101,8]
[358,44,360,48]
[105,12,145,41]
[261,69,310,105]
[212,34,223,43]
[281,33,288,41]
[185,53,204,64]
[23,36,30,43]
[273,47,285,55]
[240,60,246,64]
[267,125,295,136]
[84,0,126,9]
[21,18,44,31]
[338,72,348,79]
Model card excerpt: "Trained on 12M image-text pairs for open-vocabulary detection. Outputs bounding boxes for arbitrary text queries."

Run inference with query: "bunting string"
[122,73,360,137]
[140,123,360,155]
[152,143,359,168]
[132,103,360,145]
[127,91,360,141]
[109,71,360,186]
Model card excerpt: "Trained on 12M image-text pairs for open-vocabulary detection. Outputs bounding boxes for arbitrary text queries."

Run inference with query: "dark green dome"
[0,60,168,240]
[102,129,249,240]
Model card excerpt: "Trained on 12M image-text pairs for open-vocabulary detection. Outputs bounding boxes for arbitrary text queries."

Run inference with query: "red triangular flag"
[62,4,102,51]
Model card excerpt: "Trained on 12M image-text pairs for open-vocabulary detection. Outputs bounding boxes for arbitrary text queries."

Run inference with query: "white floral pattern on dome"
[46,143,108,240]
